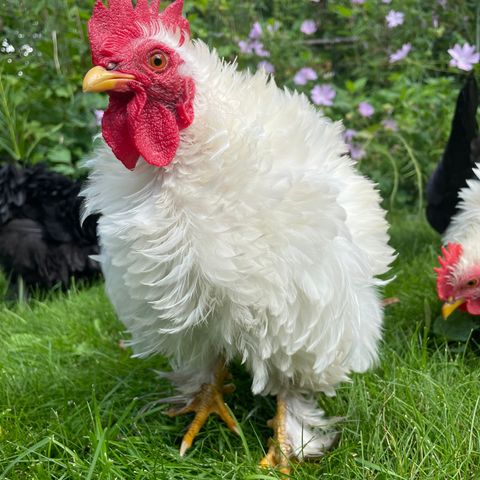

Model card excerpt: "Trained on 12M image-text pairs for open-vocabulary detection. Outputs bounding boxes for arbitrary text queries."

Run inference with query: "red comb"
[88,0,190,64]
[434,242,463,299]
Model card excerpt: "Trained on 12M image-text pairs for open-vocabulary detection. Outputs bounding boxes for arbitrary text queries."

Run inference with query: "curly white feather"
[444,165,480,272]
[82,29,394,458]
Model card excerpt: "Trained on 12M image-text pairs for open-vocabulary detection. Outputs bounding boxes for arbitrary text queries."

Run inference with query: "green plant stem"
[396,133,424,213]
[0,75,21,160]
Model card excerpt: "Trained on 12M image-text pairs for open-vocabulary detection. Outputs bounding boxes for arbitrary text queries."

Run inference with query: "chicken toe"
[259,397,293,475]
[167,360,238,456]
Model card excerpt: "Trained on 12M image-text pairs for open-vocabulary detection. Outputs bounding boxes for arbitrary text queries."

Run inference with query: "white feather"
[82,28,394,458]
[443,165,480,274]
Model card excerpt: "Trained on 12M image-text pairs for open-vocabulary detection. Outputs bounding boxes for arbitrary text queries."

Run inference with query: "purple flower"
[351,0,365,4]
[301,20,317,35]
[448,43,480,71]
[382,118,398,132]
[311,84,336,106]
[252,41,270,57]
[350,144,366,161]
[294,67,318,86]
[94,109,104,126]
[382,0,392,3]
[249,22,263,40]
[432,15,439,28]
[238,23,271,57]
[258,61,275,74]
[343,129,358,142]
[238,40,252,54]
[358,102,375,118]
[239,39,270,57]
[389,43,412,63]
[386,10,404,28]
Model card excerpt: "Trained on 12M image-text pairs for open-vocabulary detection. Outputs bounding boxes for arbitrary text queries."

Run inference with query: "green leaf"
[345,80,356,94]
[331,5,353,18]
[433,311,480,342]
[0,138,20,160]
[25,123,63,159]
[54,86,72,98]
[345,78,367,94]
[48,146,72,164]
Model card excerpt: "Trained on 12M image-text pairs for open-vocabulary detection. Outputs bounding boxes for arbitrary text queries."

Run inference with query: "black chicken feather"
[426,74,480,234]
[0,163,101,291]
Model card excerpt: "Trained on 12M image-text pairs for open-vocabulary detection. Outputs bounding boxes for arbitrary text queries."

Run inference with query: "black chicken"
[0,163,100,294]
[426,74,480,234]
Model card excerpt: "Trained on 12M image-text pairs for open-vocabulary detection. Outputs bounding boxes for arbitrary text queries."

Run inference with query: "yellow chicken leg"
[259,396,293,475]
[167,359,239,456]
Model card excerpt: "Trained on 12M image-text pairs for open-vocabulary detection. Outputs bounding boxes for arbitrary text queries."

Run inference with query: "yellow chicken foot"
[259,396,292,475]
[167,359,238,456]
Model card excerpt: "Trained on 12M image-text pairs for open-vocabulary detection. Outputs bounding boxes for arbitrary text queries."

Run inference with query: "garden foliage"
[0,0,479,207]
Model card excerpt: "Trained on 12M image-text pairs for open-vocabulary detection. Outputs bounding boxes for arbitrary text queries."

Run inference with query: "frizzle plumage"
[82,0,394,469]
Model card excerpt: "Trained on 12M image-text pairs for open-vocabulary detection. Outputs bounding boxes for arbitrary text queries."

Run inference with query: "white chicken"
[81,0,394,472]
[428,75,480,320]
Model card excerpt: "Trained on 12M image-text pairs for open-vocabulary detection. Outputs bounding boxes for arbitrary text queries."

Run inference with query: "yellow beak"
[82,66,135,93]
[442,297,466,320]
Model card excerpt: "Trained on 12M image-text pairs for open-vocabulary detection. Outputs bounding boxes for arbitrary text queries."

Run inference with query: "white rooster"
[82,0,394,472]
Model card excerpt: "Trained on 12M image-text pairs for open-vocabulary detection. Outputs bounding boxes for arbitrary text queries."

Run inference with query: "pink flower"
[382,118,398,131]
[249,22,263,40]
[389,43,412,63]
[386,10,404,28]
[294,67,318,85]
[258,61,275,74]
[301,20,317,35]
[94,109,104,126]
[448,43,480,71]
[311,84,336,106]
[358,102,375,118]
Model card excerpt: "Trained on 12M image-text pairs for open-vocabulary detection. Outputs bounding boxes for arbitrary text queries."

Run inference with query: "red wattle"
[466,299,480,315]
[102,95,140,170]
[102,87,186,170]
[130,99,181,168]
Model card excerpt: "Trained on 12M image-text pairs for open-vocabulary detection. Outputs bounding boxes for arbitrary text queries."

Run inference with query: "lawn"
[0,212,479,480]
[1,0,480,478]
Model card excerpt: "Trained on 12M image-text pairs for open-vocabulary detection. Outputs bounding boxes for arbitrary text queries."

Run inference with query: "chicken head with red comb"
[83,0,195,169]
[434,242,480,318]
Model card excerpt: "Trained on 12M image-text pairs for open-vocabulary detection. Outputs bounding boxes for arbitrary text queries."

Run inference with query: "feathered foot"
[167,359,239,456]
[259,397,292,475]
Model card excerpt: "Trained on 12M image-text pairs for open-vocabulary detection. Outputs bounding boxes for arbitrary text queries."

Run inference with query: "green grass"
[1,213,479,479]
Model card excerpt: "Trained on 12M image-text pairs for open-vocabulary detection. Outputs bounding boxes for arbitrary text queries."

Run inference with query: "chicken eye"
[466,279,478,288]
[148,52,168,71]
